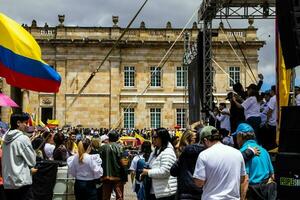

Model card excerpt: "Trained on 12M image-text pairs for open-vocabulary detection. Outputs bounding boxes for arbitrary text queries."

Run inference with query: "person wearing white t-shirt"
[216,103,231,132]
[193,126,247,200]
[265,86,277,150]
[233,84,261,134]
[42,131,55,160]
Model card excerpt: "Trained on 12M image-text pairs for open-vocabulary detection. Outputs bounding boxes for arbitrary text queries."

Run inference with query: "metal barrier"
[53,166,75,200]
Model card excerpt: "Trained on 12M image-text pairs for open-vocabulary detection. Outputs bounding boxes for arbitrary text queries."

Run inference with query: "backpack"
[135,157,146,182]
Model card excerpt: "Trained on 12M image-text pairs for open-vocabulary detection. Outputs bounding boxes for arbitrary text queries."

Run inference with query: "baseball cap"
[200,126,218,141]
[232,123,254,136]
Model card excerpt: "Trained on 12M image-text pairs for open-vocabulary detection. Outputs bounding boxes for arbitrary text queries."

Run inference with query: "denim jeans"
[74,180,97,200]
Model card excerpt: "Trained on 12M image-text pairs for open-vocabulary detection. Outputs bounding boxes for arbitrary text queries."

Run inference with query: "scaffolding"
[197,0,276,111]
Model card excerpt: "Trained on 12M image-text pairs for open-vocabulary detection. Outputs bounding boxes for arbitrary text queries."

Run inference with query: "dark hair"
[108,130,119,142]
[154,128,170,156]
[141,141,152,162]
[271,85,276,93]
[248,87,260,101]
[10,113,29,130]
[219,103,226,108]
[54,132,65,147]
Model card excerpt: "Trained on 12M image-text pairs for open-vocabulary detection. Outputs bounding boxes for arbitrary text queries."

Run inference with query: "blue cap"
[232,123,254,136]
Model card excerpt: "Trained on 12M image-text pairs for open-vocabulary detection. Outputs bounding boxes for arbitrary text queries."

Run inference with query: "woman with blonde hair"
[177,130,197,155]
[67,138,103,200]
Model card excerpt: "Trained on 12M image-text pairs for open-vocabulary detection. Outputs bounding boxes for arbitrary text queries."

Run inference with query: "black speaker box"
[277,0,300,69]
[279,106,300,153]
[276,152,300,199]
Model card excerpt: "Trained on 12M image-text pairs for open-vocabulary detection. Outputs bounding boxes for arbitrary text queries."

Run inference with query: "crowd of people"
[0,74,285,200]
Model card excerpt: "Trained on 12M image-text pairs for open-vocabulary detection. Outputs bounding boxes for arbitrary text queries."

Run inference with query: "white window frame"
[150,66,161,87]
[124,66,135,87]
[124,108,135,128]
[229,66,240,87]
[150,108,161,129]
[176,108,186,128]
[176,66,187,87]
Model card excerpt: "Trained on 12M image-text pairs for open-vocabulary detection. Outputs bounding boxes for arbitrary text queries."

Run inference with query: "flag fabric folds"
[0,13,61,93]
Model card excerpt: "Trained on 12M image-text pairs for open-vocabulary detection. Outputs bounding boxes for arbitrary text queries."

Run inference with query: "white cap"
[100,134,109,142]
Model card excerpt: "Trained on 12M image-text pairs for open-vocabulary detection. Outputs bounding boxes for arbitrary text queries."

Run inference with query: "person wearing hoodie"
[1,113,36,200]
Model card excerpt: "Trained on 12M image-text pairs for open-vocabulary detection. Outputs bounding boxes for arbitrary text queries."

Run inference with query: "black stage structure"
[191,0,275,121]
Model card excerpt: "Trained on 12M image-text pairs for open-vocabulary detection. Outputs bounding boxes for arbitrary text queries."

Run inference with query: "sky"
[0,0,281,91]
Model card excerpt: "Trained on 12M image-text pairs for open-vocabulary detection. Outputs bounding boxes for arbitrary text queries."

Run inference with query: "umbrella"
[0,93,19,107]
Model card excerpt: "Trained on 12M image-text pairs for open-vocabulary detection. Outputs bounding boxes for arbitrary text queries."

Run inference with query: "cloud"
[1,0,276,86]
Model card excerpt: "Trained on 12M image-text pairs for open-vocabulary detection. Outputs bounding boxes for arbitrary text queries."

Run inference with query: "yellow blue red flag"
[0,13,61,93]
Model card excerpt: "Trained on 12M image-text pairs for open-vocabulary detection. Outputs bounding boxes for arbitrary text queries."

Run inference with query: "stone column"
[109,57,121,129]
[55,59,67,125]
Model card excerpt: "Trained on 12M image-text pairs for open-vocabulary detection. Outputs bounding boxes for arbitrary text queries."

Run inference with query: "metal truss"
[216,5,276,19]
[202,20,214,110]
[196,0,276,113]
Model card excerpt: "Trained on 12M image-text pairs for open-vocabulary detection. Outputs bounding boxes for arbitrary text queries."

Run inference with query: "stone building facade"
[0,17,264,129]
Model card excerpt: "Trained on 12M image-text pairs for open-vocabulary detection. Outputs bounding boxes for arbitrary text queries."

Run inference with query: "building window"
[229,67,240,87]
[176,108,186,128]
[176,66,187,87]
[124,66,135,87]
[150,67,161,87]
[150,108,161,128]
[124,108,134,128]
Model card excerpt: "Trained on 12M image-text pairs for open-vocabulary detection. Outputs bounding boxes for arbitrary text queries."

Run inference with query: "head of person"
[141,141,152,161]
[78,138,92,163]
[219,103,226,110]
[42,130,54,144]
[270,85,276,96]
[152,128,170,156]
[10,112,30,132]
[108,130,119,142]
[100,134,109,144]
[91,138,101,150]
[262,91,271,102]
[53,132,66,147]
[232,123,255,148]
[68,131,76,142]
[190,121,204,143]
[226,92,234,102]
[178,130,197,151]
[200,126,222,148]
[233,82,244,93]
[246,84,259,97]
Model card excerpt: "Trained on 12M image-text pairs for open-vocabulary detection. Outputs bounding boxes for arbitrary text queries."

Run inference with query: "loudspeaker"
[188,32,203,124]
[279,106,300,153]
[277,0,300,69]
[276,152,300,199]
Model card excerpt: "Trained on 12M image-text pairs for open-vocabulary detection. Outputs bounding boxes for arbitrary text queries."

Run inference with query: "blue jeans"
[74,180,97,200]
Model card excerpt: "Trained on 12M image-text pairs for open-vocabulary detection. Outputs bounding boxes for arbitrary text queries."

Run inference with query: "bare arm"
[240,175,248,200]
[194,178,205,188]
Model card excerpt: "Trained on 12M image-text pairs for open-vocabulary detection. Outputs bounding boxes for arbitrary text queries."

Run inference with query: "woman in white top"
[141,128,177,200]
[233,83,261,134]
[67,138,103,200]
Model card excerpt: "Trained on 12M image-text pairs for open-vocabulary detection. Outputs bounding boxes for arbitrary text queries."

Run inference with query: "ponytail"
[77,138,91,164]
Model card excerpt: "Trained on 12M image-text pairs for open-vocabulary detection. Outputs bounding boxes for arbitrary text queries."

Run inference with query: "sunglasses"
[152,135,158,139]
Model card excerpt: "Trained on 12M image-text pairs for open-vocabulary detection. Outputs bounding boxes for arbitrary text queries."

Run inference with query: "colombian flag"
[0,13,61,93]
